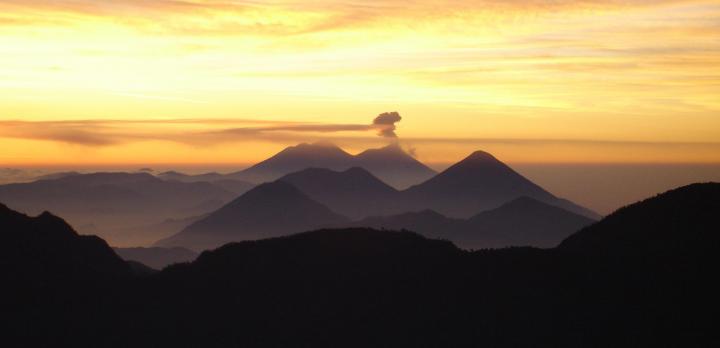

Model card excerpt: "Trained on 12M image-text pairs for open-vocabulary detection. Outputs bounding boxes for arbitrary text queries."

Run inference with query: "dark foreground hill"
[0,203,132,345]
[2,183,719,347]
[0,203,131,284]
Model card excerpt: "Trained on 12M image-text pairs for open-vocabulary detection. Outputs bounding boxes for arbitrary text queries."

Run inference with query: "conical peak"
[464,151,499,163]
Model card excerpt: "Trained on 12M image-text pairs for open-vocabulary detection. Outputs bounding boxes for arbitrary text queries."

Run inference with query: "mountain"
[156,172,255,195]
[0,203,130,289]
[462,196,596,248]
[113,246,198,270]
[278,167,402,219]
[156,181,350,250]
[340,197,595,249]
[157,170,226,183]
[207,179,255,195]
[208,142,436,189]
[0,172,238,246]
[155,151,597,250]
[131,183,720,346]
[227,142,356,183]
[354,143,437,189]
[1,203,131,346]
[4,183,720,347]
[33,171,81,181]
[403,151,600,219]
[560,182,720,255]
[339,209,464,238]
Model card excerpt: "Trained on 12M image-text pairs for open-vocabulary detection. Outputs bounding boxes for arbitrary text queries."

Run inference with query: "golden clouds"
[0,0,718,164]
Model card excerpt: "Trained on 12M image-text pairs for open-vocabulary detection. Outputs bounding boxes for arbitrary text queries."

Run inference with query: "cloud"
[0,115,399,146]
[4,117,719,164]
[0,0,700,37]
[372,112,402,138]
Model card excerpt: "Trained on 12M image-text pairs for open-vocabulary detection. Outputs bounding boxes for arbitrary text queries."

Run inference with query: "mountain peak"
[357,142,407,158]
[290,141,345,153]
[460,150,501,164]
[156,180,350,250]
[309,140,340,148]
[236,180,304,201]
[378,142,404,152]
[342,166,377,177]
[354,143,437,189]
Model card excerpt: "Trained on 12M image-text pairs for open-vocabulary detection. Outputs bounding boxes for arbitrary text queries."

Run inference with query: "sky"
[1,0,719,166]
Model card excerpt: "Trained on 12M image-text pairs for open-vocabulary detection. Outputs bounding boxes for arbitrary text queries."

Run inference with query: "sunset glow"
[1,0,719,165]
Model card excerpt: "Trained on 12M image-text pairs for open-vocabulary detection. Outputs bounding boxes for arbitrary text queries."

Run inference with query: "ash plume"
[373,112,402,138]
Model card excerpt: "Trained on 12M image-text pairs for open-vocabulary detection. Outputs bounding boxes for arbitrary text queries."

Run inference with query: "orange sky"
[1,0,719,165]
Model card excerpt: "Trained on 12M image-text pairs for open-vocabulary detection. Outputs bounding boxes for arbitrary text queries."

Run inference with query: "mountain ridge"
[155,180,350,250]
[338,196,595,249]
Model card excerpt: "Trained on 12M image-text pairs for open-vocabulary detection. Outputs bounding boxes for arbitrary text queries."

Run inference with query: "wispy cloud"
[2,117,718,153]
[0,0,703,36]
[0,115,401,146]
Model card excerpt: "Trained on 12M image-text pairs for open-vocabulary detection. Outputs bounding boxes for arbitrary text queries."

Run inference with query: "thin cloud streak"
[0,118,394,146]
[2,119,718,150]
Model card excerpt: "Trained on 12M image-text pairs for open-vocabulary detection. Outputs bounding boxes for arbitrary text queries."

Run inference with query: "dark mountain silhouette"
[0,172,238,246]
[156,181,350,250]
[4,183,719,347]
[560,182,720,255]
[1,203,132,346]
[0,203,131,282]
[354,143,436,188]
[403,151,600,219]
[113,246,198,270]
[278,167,402,219]
[340,197,595,249]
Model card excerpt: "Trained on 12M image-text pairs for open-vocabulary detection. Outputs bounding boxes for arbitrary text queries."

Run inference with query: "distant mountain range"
[157,149,600,250]
[157,143,597,219]
[162,142,437,189]
[276,151,599,219]
[0,172,242,246]
[338,196,595,249]
[3,183,717,347]
[0,144,599,249]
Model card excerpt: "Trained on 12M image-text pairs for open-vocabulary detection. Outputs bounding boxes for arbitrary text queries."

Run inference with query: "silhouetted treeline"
[1,183,719,347]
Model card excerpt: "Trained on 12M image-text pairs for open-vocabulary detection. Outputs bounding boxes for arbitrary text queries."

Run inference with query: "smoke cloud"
[372,112,402,138]
[0,113,406,146]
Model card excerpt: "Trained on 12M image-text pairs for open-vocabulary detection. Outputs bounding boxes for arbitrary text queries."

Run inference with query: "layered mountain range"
[0,172,248,246]
[2,183,718,347]
[156,147,599,250]
[160,142,437,189]
[0,142,600,250]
